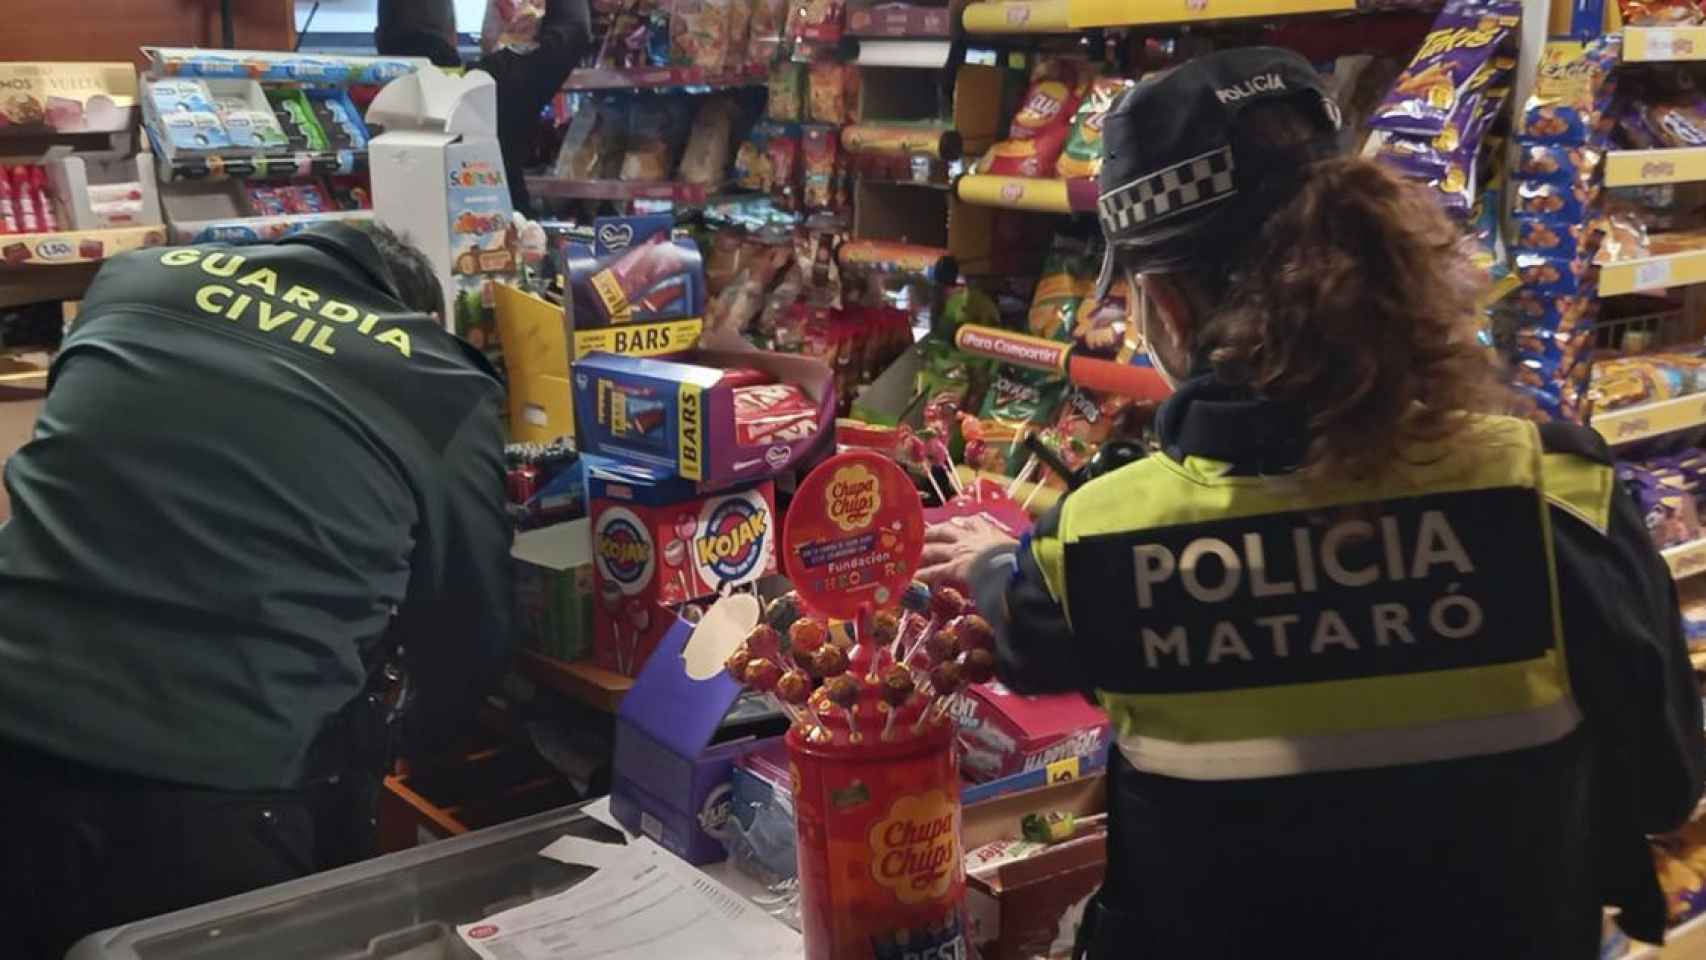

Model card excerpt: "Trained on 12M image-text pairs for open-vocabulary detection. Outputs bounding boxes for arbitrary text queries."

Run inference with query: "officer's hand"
[919,515,1018,589]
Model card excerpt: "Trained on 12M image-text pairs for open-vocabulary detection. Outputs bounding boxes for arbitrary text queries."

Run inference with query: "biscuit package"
[671,0,736,69]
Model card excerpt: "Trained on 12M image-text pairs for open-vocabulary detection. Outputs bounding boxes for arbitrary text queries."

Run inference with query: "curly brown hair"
[1170,105,1510,480]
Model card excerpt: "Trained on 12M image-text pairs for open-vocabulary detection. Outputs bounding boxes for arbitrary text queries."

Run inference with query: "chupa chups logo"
[694,492,772,587]
[697,783,735,839]
[868,790,958,904]
[594,507,655,594]
[828,463,881,533]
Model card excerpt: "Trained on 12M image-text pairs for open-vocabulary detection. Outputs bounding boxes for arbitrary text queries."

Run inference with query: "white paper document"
[536,835,631,871]
[458,838,800,960]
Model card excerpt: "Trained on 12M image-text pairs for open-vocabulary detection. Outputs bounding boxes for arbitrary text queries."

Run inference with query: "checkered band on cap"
[1097,147,1237,242]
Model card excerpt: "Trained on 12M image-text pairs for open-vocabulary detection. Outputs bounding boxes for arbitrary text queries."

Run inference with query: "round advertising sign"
[782,451,925,620]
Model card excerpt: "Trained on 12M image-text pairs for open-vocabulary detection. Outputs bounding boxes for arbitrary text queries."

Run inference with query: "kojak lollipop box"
[586,455,778,676]
[571,347,836,492]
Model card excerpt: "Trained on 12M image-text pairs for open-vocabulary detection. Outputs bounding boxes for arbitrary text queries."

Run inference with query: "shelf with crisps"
[563,63,769,92]
[957,66,1130,214]
[142,47,427,87]
[958,0,1349,32]
[540,94,758,213]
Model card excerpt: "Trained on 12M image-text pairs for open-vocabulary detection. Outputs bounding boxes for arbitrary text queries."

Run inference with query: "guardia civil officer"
[0,223,513,958]
[921,49,1706,958]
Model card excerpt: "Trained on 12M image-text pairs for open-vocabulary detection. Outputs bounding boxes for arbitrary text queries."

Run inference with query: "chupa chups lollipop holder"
[777,450,970,960]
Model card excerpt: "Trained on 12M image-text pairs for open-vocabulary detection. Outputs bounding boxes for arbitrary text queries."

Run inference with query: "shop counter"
[67,799,776,960]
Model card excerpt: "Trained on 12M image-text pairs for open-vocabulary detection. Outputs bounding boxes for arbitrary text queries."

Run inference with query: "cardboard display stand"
[367,68,518,349]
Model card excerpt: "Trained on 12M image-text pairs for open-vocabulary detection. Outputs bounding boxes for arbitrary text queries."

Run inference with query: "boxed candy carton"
[952,683,1110,784]
[572,346,835,490]
[587,455,778,676]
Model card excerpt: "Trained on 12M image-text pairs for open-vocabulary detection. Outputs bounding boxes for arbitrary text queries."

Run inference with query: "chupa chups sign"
[784,451,925,620]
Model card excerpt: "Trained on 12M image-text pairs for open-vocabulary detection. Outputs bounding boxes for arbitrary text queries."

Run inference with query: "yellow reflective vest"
[1031,415,1595,781]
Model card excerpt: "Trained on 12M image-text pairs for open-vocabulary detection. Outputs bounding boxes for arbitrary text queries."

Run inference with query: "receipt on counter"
[457,838,799,960]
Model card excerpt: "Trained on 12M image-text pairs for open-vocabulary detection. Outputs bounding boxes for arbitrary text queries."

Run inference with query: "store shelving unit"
[1601,250,1706,297]
[1621,26,1706,62]
[516,649,633,713]
[1605,148,1706,187]
[526,177,744,205]
[955,174,1098,213]
[1590,393,1706,446]
[562,64,767,92]
[957,0,1353,31]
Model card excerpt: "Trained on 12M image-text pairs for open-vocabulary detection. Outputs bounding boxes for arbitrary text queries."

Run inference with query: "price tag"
[1634,258,1674,291]
[1045,757,1081,784]
[1646,29,1679,59]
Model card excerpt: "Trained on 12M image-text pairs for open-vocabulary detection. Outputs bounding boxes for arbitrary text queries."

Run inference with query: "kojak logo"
[694,491,773,588]
[594,507,656,594]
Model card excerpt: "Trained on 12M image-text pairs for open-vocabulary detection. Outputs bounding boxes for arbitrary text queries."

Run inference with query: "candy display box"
[572,347,835,490]
[953,683,1111,784]
[367,67,517,330]
[511,519,595,663]
[611,608,779,864]
[586,455,778,675]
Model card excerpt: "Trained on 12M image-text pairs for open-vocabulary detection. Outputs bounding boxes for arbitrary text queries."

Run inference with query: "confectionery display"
[30,0,1706,956]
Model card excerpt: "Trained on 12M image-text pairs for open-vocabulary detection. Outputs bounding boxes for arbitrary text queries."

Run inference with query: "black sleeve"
[967,501,1091,698]
[1544,427,1706,833]
[394,389,515,758]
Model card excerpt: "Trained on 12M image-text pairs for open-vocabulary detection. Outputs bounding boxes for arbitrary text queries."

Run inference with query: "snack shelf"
[960,0,1351,29]
[0,225,166,267]
[516,649,633,713]
[169,210,373,245]
[955,174,1098,213]
[1622,27,1706,63]
[525,177,742,204]
[562,63,767,92]
[961,0,1074,33]
[142,46,427,84]
[160,150,367,183]
[1604,148,1706,187]
[1600,248,1706,297]
[1590,393,1706,446]
[1664,538,1706,581]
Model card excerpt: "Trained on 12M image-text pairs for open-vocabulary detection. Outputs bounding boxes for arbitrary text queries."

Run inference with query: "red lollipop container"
[788,721,967,960]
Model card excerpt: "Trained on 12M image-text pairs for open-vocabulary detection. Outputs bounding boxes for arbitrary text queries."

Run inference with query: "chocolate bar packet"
[568,236,706,326]
[1517,36,1621,146]
[1517,144,1603,187]
[1369,0,1520,139]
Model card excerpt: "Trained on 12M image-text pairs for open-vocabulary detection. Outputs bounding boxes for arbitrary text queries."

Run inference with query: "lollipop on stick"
[626,600,652,672]
[662,538,691,600]
[878,663,915,741]
[926,432,965,500]
[774,668,817,728]
[918,660,964,733]
[825,674,863,742]
[600,582,626,673]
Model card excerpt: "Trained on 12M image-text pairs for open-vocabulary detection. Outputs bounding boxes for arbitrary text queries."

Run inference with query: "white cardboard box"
[366,67,517,331]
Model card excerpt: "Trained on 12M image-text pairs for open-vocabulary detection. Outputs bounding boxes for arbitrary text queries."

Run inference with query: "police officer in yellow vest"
[920,49,1706,958]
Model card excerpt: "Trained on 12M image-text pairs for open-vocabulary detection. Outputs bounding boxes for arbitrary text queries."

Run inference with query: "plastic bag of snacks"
[917,340,975,440]
[1620,0,1705,24]
[1071,274,1134,359]
[766,126,802,208]
[554,99,625,179]
[1369,0,1520,139]
[977,75,1084,178]
[768,62,805,122]
[979,365,1067,453]
[620,98,690,180]
[735,122,782,190]
[679,97,741,184]
[748,0,788,62]
[706,234,793,336]
[1025,247,1095,341]
[809,62,851,124]
[1054,77,1131,180]
[802,124,840,210]
[1517,36,1620,146]
[671,0,735,69]
[786,0,844,44]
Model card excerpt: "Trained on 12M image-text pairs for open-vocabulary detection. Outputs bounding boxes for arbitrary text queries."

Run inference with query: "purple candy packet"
[1369,0,1521,138]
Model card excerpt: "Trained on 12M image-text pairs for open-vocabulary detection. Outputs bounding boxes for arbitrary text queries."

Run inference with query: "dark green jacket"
[0,225,512,791]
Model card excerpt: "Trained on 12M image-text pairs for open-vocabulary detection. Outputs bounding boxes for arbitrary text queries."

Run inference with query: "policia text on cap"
[921,49,1706,959]
[0,224,513,959]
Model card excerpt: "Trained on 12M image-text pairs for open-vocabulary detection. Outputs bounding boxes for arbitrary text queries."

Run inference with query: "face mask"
[1129,270,1184,392]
